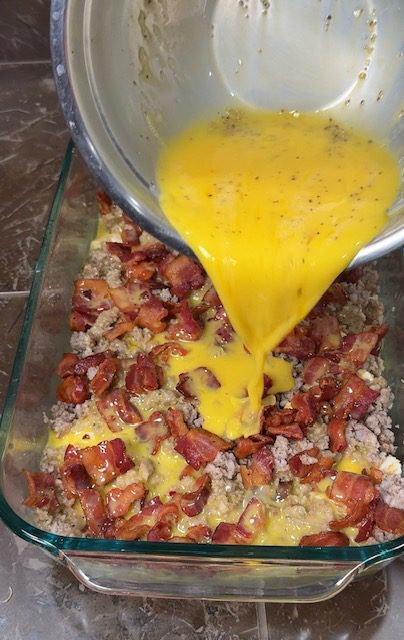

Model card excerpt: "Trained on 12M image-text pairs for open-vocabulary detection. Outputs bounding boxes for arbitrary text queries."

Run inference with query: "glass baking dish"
[1,143,403,603]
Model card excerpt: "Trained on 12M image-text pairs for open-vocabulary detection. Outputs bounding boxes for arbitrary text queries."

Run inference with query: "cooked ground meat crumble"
[23,193,404,546]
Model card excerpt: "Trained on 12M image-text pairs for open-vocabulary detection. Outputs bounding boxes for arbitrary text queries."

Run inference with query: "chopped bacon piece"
[375,500,404,535]
[104,320,135,341]
[353,498,378,542]
[89,357,118,396]
[79,488,109,536]
[135,411,169,454]
[176,367,220,400]
[115,520,150,541]
[332,375,379,420]
[181,474,211,517]
[166,408,189,438]
[80,438,134,486]
[105,241,133,262]
[329,502,369,530]
[212,498,265,544]
[261,407,296,429]
[299,531,349,547]
[288,447,334,485]
[336,327,388,371]
[105,483,145,518]
[264,422,304,440]
[159,255,205,299]
[147,502,180,542]
[186,525,212,543]
[109,283,150,314]
[96,191,113,215]
[328,417,348,453]
[167,302,203,341]
[150,342,188,364]
[214,306,234,345]
[72,279,111,314]
[327,471,377,513]
[303,356,330,385]
[56,375,90,404]
[240,447,274,488]
[121,216,143,245]
[96,388,142,432]
[124,259,156,282]
[274,325,316,359]
[291,392,317,427]
[125,352,163,395]
[73,352,107,375]
[176,372,195,399]
[23,470,58,513]
[211,522,237,544]
[311,315,342,353]
[233,434,272,459]
[69,309,98,331]
[60,445,91,500]
[56,353,79,378]
[175,428,231,470]
[135,297,168,333]
[135,240,167,261]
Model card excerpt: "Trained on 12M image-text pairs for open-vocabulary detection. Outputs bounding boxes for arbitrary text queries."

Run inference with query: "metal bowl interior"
[51,0,404,266]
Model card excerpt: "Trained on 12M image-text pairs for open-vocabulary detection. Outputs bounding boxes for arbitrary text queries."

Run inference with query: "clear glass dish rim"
[0,140,403,566]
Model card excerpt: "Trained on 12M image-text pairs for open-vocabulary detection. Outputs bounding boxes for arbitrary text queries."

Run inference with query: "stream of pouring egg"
[157,109,400,439]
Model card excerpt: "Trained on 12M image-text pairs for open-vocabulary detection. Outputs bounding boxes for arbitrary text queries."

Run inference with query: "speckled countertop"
[0,3,404,639]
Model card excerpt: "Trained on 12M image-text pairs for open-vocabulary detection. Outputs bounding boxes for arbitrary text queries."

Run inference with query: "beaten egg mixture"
[28,108,404,546]
[157,109,399,438]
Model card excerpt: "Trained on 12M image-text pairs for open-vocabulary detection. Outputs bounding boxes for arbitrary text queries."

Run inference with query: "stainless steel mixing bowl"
[50,0,404,267]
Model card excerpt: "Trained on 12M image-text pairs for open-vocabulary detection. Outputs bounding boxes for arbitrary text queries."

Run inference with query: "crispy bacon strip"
[311,315,342,353]
[56,375,90,404]
[336,325,388,371]
[23,470,58,513]
[288,447,334,485]
[105,483,145,518]
[135,411,169,454]
[291,392,317,427]
[175,428,231,470]
[106,241,133,262]
[104,321,135,341]
[212,498,265,544]
[327,471,377,528]
[89,357,118,396]
[69,309,98,331]
[186,525,212,543]
[72,279,111,314]
[135,297,168,333]
[299,531,350,547]
[96,388,142,432]
[332,375,379,420]
[125,352,163,395]
[121,214,143,245]
[274,325,316,359]
[60,445,91,500]
[167,302,203,341]
[124,259,156,282]
[159,255,205,299]
[375,500,404,535]
[80,438,134,486]
[150,342,189,364]
[303,356,330,385]
[264,422,304,440]
[177,367,220,400]
[79,488,110,537]
[96,191,113,215]
[240,448,274,489]
[233,435,272,459]
[109,283,150,314]
[181,474,211,517]
[73,352,107,375]
[166,408,189,438]
[328,417,348,453]
[56,353,79,378]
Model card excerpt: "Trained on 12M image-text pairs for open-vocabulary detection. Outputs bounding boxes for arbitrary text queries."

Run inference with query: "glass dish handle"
[60,551,369,602]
